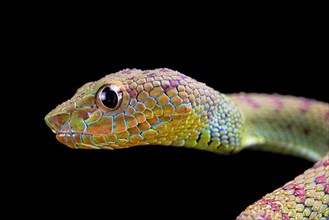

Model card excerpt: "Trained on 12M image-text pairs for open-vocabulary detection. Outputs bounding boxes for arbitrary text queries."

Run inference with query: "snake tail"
[45,68,329,219]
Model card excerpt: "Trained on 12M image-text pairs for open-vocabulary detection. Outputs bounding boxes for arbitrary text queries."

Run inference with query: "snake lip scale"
[45,68,329,219]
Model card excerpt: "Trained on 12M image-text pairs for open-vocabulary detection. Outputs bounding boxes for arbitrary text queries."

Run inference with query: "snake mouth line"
[57,131,79,135]
[55,131,146,150]
[55,132,119,150]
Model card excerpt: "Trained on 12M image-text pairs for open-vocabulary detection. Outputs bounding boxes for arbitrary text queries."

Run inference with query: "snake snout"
[45,112,70,133]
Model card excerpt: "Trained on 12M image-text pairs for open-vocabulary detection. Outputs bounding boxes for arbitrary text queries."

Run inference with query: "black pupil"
[100,87,118,109]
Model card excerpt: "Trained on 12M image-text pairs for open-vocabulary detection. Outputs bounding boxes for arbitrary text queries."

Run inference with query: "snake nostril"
[45,112,70,132]
[81,111,92,120]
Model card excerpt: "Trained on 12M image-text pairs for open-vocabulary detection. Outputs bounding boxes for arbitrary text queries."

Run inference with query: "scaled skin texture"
[45,68,329,219]
[45,68,243,152]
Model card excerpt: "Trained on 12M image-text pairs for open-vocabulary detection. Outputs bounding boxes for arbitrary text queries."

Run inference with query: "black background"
[28,14,327,219]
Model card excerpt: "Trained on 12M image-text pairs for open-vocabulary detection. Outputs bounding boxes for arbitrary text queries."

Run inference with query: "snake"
[45,68,328,219]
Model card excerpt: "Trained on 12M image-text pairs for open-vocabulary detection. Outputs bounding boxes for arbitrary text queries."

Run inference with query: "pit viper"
[45,68,329,219]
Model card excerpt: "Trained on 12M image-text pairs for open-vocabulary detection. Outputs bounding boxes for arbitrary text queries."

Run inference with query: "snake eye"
[96,84,122,111]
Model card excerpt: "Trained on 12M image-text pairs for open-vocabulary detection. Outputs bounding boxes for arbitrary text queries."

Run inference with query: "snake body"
[45,68,329,219]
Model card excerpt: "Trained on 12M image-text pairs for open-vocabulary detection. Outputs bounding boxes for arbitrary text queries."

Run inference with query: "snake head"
[45,68,242,151]
[45,75,129,149]
[45,68,199,149]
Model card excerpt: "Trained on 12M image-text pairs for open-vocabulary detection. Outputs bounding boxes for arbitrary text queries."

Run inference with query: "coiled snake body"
[45,69,329,219]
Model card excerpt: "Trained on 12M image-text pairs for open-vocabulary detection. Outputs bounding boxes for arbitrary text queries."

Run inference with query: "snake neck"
[229,93,329,162]
[179,92,244,154]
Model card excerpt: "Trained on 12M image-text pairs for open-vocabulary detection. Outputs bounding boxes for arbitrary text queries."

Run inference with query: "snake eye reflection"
[96,84,122,111]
